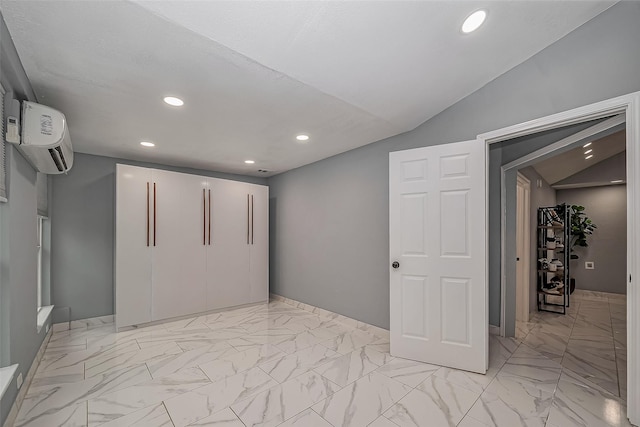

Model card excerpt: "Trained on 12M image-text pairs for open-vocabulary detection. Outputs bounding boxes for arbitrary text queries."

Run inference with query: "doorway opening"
[509,122,627,400]
[478,91,639,423]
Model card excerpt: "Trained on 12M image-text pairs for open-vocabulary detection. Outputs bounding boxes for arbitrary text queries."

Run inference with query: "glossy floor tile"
[517,289,628,399]
[13,293,633,427]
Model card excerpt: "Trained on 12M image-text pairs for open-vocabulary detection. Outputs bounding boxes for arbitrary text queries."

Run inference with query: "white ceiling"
[0,1,616,176]
[533,129,626,184]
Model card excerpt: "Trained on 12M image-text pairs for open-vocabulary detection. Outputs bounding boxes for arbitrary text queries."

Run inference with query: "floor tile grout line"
[162,401,177,427]
[607,298,625,399]
[454,339,521,427]
[201,352,336,426]
[565,297,624,399]
[560,296,581,371]
[228,405,248,426]
[375,414,401,427]
[544,352,569,427]
[261,382,333,427]
[309,408,334,427]
[452,371,490,426]
[258,364,282,385]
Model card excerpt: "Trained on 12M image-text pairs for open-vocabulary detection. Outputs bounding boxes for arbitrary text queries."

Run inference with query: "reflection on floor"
[12,293,633,427]
[517,289,627,400]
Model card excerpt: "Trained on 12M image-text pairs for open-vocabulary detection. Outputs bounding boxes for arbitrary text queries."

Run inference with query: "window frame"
[36,215,46,311]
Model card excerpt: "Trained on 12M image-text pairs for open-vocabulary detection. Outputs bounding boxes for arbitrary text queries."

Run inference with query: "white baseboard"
[116,301,267,332]
[572,289,626,301]
[272,294,499,340]
[270,293,390,340]
[3,328,52,427]
[53,314,114,332]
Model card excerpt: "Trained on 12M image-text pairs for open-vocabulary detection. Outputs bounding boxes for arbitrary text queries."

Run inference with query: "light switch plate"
[585,261,595,270]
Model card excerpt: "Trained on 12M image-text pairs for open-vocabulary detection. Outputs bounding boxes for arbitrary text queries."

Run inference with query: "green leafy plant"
[564,205,597,259]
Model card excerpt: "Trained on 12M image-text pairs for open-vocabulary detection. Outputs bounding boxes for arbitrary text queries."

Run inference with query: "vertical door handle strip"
[146,182,150,247]
[208,189,212,245]
[251,194,254,245]
[153,183,157,246]
[203,188,206,245]
[247,194,250,244]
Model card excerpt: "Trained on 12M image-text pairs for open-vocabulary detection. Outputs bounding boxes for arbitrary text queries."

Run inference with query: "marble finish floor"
[13,296,633,427]
[517,289,628,400]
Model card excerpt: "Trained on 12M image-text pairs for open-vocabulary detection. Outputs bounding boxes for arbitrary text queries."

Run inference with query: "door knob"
[392,261,400,269]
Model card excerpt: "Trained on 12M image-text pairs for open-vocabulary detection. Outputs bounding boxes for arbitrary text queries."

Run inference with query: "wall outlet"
[585,261,595,270]
[16,372,23,390]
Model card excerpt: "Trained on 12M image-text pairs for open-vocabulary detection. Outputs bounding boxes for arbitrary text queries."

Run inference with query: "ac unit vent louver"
[48,148,64,172]
[56,146,68,170]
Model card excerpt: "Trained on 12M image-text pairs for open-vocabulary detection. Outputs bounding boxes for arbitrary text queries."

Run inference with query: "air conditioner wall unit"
[16,101,74,174]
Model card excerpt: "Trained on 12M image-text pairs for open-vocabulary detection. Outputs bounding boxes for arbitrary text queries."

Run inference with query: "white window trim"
[0,83,7,203]
[36,305,53,334]
[0,364,19,400]
[36,215,53,333]
[36,215,45,310]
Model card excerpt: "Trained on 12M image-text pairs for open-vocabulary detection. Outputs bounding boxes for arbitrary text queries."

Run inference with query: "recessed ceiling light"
[461,10,487,34]
[585,154,594,160]
[163,96,184,107]
[140,141,155,147]
[583,142,592,148]
[611,179,624,183]
[296,134,310,142]
[244,160,255,164]
[584,149,593,155]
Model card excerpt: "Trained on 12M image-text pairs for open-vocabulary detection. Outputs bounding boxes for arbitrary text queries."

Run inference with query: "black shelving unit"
[536,204,571,314]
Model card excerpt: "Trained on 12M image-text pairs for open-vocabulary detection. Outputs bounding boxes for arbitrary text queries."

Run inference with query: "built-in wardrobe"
[115,164,268,329]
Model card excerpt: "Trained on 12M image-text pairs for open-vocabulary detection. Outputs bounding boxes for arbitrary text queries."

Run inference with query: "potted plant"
[557,204,597,293]
[568,205,597,258]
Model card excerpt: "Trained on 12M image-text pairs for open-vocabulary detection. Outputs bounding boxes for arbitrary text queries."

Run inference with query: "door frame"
[515,172,530,323]
[477,91,640,424]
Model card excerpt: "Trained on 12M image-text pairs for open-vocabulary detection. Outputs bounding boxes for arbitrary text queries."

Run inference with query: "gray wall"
[268,2,640,329]
[0,149,52,424]
[518,167,557,315]
[0,12,51,426]
[557,185,627,294]
[50,153,267,321]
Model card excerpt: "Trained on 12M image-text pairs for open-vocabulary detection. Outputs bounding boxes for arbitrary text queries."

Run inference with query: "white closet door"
[206,179,250,310]
[249,185,269,303]
[115,164,152,328]
[152,169,207,320]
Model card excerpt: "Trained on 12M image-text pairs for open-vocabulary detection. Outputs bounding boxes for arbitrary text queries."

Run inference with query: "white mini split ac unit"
[16,101,74,174]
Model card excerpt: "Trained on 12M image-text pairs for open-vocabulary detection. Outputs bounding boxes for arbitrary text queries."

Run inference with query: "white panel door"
[389,140,487,374]
[152,169,207,320]
[206,179,250,310]
[115,164,152,328]
[249,184,269,303]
